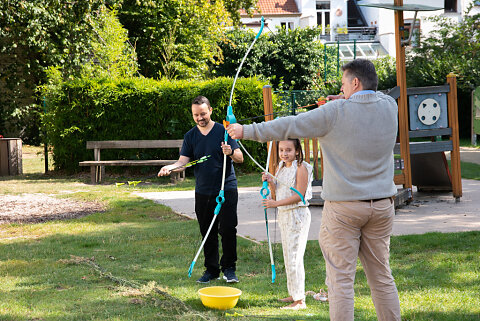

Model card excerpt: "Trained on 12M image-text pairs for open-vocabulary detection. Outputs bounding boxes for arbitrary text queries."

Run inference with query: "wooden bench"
[79,140,184,184]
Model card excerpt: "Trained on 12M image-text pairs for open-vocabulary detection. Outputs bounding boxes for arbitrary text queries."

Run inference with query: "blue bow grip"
[260,180,270,199]
[226,105,236,124]
[214,190,225,215]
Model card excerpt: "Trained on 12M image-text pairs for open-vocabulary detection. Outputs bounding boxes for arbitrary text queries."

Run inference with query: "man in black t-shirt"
[158,96,244,283]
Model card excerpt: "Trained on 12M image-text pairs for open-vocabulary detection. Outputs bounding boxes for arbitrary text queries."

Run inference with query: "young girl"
[262,139,313,310]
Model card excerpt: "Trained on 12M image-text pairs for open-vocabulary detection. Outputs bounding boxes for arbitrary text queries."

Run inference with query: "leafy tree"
[406,4,480,136]
[0,1,136,143]
[222,0,258,25]
[115,0,232,79]
[82,6,138,79]
[213,27,324,90]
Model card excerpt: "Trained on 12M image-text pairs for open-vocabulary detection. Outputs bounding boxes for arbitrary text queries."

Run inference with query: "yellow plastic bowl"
[198,286,242,310]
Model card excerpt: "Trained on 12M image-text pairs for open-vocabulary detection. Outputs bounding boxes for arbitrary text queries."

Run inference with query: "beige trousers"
[278,206,311,301]
[319,199,401,321]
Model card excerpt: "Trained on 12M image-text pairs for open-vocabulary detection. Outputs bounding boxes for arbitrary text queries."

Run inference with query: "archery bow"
[237,140,306,205]
[260,140,275,283]
[188,17,266,278]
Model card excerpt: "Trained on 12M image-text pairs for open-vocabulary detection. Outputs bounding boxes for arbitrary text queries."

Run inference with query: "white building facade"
[240,0,480,61]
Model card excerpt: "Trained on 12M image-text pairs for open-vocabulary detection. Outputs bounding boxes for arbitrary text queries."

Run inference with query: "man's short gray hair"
[341,59,378,91]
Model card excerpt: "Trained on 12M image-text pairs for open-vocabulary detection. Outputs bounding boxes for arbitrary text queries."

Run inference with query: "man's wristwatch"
[229,149,234,156]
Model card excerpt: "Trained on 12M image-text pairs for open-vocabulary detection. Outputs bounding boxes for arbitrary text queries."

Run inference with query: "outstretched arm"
[227,105,336,143]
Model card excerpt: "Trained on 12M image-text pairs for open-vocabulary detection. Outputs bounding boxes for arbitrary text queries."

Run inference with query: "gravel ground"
[0,193,105,224]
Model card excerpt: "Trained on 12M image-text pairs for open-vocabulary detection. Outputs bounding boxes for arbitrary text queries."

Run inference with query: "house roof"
[240,0,301,17]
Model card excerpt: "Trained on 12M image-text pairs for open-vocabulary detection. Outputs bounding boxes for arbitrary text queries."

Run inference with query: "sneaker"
[196,271,219,284]
[222,268,239,283]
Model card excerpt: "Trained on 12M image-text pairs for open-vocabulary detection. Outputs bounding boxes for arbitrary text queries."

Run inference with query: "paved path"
[445,147,480,165]
[135,179,480,243]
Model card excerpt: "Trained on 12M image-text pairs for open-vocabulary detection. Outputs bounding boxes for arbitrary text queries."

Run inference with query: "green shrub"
[312,56,397,94]
[42,76,269,173]
[406,6,480,137]
[212,27,324,90]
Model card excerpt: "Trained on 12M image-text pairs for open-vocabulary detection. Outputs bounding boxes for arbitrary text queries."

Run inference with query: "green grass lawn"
[0,146,479,320]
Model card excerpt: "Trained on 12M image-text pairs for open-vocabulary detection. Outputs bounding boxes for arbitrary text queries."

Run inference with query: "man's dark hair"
[341,59,378,91]
[192,95,211,108]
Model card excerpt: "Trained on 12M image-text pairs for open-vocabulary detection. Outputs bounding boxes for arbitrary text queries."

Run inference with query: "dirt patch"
[0,193,105,224]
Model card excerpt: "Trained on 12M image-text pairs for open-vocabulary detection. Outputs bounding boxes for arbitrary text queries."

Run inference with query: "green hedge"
[43,76,269,172]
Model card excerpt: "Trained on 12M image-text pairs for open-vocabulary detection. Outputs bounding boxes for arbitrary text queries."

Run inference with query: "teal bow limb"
[188,211,220,278]
[289,186,306,205]
[260,140,275,283]
[261,183,275,283]
[264,207,275,283]
[228,16,264,108]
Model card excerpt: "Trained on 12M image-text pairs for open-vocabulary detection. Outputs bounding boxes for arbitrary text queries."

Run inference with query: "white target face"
[417,98,441,125]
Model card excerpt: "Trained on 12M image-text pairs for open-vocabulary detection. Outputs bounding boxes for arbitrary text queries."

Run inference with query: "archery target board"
[408,93,448,130]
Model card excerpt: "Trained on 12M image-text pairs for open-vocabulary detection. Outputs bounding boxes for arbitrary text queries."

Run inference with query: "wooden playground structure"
[261,1,462,206]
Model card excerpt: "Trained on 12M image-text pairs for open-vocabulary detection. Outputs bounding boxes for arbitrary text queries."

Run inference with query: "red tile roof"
[240,0,300,16]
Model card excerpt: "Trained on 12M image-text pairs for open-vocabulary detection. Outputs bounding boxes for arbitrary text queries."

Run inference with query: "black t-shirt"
[181,122,239,195]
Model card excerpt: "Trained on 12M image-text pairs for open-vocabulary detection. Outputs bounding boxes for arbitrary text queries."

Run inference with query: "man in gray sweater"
[227,59,401,321]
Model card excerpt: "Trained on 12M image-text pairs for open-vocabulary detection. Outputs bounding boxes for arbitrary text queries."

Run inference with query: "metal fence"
[274,90,327,116]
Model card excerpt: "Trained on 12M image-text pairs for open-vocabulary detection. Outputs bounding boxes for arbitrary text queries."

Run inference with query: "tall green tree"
[0,1,136,143]
[213,27,324,90]
[116,0,232,79]
[221,0,258,25]
[406,4,480,136]
[83,6,138,79]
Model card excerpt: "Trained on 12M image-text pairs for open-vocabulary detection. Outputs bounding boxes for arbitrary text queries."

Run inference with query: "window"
[333,42,388,61]
[316,1,330,10]
[317,1,331,35]
[280,22,294,31]
[444,0,457,12]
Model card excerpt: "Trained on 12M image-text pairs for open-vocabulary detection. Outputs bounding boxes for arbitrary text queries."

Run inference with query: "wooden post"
[263,85,277,174]
[394,0,412,199]
[0,139,8,175]
[312,138,319,180]
[17,139,22,174]
[303,138,310,163]
[8,140,18,175]
[320,149,324,180]
[472,90,476,146]
[0,138,23,176]
[447,73,462,200]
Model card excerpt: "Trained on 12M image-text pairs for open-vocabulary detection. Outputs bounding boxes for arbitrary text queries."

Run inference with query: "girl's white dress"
[275,160,313,301]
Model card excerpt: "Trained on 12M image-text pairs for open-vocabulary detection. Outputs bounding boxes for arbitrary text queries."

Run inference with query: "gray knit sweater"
[244,92,398,201]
